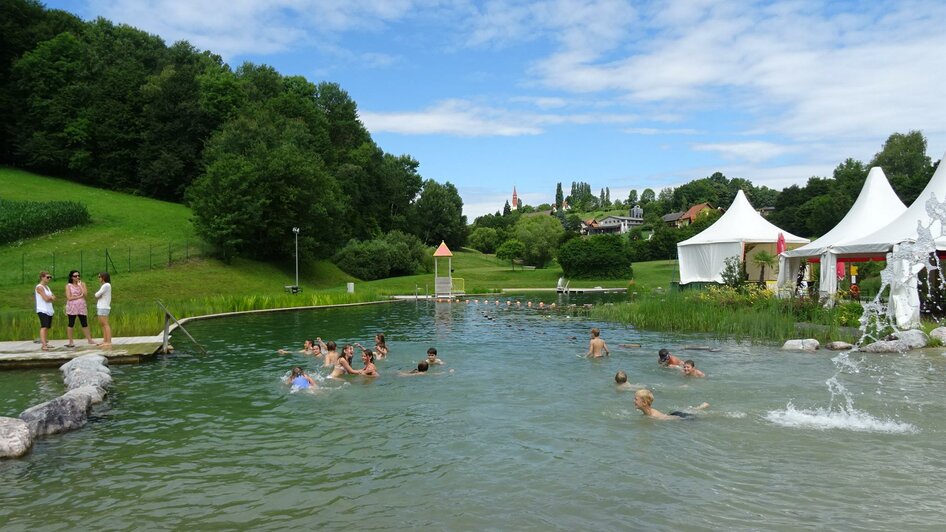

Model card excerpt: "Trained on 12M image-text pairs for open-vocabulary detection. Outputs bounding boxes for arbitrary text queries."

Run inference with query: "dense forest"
[0,0,467,262]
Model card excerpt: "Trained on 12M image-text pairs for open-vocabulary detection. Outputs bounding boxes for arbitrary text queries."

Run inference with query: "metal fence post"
[185,240,189,261]
[22,254,25,284]
[168,242,172,266]
[128,247,131,273]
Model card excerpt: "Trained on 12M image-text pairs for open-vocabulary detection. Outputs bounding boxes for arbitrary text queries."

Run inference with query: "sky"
[43,0,946,219]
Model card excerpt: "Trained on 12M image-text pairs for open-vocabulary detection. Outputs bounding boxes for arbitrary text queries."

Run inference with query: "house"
[663,202,714,227]
[581,205,645,235]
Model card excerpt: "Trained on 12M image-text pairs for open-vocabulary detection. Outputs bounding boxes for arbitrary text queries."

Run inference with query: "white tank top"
[35,284,54,315]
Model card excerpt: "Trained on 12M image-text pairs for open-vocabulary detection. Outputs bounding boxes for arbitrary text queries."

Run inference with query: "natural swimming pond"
[3,298,946,529]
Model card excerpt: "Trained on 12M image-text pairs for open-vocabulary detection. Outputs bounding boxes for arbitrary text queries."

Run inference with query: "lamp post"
[292,227,300,292]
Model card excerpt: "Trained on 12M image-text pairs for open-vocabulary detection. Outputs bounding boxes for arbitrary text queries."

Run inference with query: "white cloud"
[361,99,638,137]
[693,141,799,163]
[623,127,699,136]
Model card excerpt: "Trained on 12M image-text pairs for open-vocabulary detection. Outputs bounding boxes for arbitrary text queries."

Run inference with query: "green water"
[2,299,946,530]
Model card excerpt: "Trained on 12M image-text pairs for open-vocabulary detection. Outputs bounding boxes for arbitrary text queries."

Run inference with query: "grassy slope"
[1,168,673,340]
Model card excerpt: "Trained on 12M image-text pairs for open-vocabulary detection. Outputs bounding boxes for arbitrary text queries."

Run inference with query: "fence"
[2,240,212,286]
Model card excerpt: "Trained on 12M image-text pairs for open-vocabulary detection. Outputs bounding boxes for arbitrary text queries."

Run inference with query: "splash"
[859,193,946,341]
[765,402,917,433]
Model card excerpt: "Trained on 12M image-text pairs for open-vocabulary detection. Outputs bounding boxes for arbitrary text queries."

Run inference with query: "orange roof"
[433,241,453,257]
[683,202,713,221]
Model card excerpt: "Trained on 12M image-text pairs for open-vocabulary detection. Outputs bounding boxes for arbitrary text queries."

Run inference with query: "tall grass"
[0,290,386,341]
[590,286,863,344]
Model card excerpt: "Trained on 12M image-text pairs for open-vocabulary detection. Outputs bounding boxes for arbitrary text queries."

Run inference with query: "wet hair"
[376,333,386,348]
[658,348,670,362]
[684,360,696,368]
[362,349,375,362]
[615,371,628,384]
[427,347,437,356]
[343,344,354,359]
[635,388,654,406]
[304,339,314,348]
[326,340,337,351]
[68,270,80,284]
[417,360,429,372]
[591,327,600,337]
[291,367,303,378]
[98,271,111,283]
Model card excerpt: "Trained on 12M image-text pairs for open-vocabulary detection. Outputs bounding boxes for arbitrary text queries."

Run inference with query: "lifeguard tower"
[433,241,463,298]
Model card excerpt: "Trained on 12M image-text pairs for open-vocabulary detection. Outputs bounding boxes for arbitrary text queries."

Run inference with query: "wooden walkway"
[0,336,164,370]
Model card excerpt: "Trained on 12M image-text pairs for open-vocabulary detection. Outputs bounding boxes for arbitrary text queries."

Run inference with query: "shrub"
[332,231,430,280]
[468,227,500,253]
[558,234,633,279]
[0,198,91,244]
[720,256,748,288]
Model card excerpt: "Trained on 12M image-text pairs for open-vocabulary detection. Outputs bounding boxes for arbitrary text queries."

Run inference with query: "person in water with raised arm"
[329,344,362,378]
[278,339,317,355]
[634,389,708,420]
[319,338,339,367]
[586,328,610,358]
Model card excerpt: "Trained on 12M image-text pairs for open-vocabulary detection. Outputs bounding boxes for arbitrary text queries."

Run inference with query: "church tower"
[512,186,518,209]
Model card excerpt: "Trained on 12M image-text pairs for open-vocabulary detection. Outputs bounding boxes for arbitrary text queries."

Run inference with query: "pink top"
[66,282,88,316]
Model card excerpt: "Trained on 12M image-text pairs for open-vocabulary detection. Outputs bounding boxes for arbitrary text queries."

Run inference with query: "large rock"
[0,417,32,459]
[861,330,929,353]
[61,355,112,391]
[929,327,946,344]
[782,339,820,351]
[825,341,855,351]
[19,391,93,438]
[65,384,107,406]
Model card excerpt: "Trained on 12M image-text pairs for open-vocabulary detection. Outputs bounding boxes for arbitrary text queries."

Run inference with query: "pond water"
[2,298,946,530]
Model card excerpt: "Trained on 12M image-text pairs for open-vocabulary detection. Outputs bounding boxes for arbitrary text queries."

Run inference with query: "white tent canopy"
[776,167,907,296]
[678,190,809,284]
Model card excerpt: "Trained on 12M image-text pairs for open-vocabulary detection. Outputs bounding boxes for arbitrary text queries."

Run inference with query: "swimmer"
[360,349,379,377]
[682,360,705,378]
[288,367,316,389]
[319,338,339,367]
[278,339,315,355]
[328,344,362,378]
[399,360,429,376]
[426,347,444,365]
[586,328,610,358]
[373,334,389,359]
[634,389,708,420]
[658,348,684,368]
[614,370,642,391]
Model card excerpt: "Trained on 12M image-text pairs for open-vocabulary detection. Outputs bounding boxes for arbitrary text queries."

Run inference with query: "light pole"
[292,227,300,292]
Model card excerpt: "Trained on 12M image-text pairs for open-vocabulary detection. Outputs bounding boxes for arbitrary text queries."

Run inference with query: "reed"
[0,290,385,342]
[590,286,863,344]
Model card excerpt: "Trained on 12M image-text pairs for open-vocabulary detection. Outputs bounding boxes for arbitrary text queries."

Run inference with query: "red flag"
[837,260,845,280]
[776,232,786,254]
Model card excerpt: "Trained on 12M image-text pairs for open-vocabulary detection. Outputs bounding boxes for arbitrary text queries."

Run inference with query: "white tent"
[776,167,907,297]
[829,151,946,327]
[677,190,809,284]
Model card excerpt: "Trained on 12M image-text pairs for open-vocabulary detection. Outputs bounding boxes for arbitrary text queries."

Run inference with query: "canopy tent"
[828,151,946,328]
[677,190,809,284]
[776,167,907,298]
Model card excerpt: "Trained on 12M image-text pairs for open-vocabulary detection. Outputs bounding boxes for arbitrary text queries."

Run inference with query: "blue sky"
[44,0,946,218]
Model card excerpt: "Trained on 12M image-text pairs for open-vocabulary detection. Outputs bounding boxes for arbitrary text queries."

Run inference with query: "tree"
[411,179,467,249]
[627,189,638,205]
[558,234,632,278]
[469,227,500,254]
[496,239,525,270]
[752,250,777,283]
[555,182,564,209]
[503,200,511,216]
[514,215,564,267]
[641,188,655,204]
[870,131,934,206]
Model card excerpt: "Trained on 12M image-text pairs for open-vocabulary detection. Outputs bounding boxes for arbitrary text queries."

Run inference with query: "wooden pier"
[0,336,164,370]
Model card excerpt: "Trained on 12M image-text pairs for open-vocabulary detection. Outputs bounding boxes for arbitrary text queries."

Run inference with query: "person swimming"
[586,328,610,358]
[426,347,444,365]
[360,349,379,377]
[399,360,429,376]
[329,344,362,378]
[682,360,705,377]
[658,348,684,368]
[614,370,643,391]
[634,389,708,420]
[289,367,316,390]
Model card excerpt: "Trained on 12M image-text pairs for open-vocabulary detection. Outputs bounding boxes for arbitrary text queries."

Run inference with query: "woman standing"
[35,271,56,351]
[64,270,95,347]
[95,272,112,348]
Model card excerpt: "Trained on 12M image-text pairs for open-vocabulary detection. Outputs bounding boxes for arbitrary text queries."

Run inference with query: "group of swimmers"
[283,333,446,389]
[589,329,710,421]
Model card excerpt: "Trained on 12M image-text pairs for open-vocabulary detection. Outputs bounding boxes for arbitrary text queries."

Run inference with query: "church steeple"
[512,186,518,209]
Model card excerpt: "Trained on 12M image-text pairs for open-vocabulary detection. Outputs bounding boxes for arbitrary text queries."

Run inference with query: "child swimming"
[289,367,316,390]
[634,389,708,420]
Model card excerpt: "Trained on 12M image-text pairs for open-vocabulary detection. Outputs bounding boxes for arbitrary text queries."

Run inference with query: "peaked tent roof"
[678,190,808,247]
[833,150,946,255]
[433,241,453,257]
[783,167,907,258]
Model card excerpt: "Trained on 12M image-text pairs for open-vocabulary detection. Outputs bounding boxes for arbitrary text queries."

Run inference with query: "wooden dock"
[0,336,164,370]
